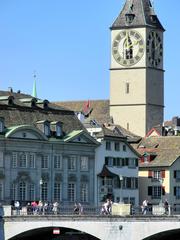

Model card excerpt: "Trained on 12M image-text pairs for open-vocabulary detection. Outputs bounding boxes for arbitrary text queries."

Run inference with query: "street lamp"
[119,175,123,203]
[40,178,43,201]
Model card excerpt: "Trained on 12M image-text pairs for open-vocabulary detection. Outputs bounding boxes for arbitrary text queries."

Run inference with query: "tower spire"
[32,71,37,98]
[111,0,164,31]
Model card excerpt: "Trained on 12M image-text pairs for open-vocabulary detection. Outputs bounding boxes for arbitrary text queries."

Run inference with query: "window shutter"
[121,158,125,166]
[162,186,165,195]
[161,170,165,178]
[136,159,138,167]
[174,187,177,196]
[148,186,152,196]
[135,178,138,189]
[174,171,177,179]
[125,158,129,166]
[148,170,153,178]
[105,157,108,165]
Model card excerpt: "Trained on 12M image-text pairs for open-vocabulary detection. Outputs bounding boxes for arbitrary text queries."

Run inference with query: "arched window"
[123,36,133,59]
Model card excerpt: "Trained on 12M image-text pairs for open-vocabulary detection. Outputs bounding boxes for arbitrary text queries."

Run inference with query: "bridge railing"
[2,204,180,217]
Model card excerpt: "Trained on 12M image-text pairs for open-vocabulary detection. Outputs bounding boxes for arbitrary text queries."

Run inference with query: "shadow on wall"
[7,227,101,240]
[143,229,180,240]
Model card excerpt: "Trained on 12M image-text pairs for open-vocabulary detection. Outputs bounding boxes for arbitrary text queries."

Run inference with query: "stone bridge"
[1,215,180,240]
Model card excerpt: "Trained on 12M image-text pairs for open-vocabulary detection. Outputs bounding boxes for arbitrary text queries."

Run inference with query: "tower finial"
[32,70,37,98]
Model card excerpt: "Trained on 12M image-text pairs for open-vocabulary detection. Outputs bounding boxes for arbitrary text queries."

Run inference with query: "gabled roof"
[135,136,180,167]
[111,0,164,31]
[63,130,99,145]
[54,99,141,143]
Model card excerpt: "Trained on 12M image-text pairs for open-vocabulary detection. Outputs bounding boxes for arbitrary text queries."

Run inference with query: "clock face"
[147,31,163,67]
[112,30,145,66]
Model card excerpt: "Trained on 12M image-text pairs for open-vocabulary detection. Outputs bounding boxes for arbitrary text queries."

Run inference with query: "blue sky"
[0,0,179,120]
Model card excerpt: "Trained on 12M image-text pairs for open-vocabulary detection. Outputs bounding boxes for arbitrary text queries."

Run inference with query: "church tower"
[110,0,165,136]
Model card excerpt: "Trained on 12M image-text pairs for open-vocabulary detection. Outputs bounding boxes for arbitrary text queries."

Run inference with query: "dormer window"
[150,15,157,23]
[56,125,62,137]
[125,13,135,24]
[36,120,50,137]
[44,123,50,137]
[50,121,63,138]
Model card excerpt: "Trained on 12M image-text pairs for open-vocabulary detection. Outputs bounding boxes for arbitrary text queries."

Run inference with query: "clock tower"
[110,0,165,136]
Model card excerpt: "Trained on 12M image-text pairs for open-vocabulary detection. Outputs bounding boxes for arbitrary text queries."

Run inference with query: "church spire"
[32,72,37,98]
[111,0,164,31]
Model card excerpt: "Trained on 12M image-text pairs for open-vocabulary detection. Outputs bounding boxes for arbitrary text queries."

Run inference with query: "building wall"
[110,27,164,137]
[95,138,139,206]
[0,131,97,206]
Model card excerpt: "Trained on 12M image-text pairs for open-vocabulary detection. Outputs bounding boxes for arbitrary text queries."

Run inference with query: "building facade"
[110,0,165,137]
[136,136,180,209]
[85,124,140,207]
[0,91,99,206]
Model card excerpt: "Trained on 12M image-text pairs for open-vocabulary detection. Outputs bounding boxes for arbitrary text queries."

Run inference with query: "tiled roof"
[0,90,85,135]
[135,136,180,167]
[54,99,141,143]
[111,0,164,31]
[54,100,111,124]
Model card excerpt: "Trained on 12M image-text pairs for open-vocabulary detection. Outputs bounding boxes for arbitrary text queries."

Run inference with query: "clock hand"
[125,31,129,48]
[127,40,139,49]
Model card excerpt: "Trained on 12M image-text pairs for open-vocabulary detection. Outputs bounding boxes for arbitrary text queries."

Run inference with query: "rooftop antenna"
[32,70,37,98]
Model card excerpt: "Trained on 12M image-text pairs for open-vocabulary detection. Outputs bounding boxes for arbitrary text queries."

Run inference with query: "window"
[123,145,127,152]
[12,183,17,200]
[152,186,161,199]
[0,121,3,133]
[174,187,180,199]
[68,183,76,202]
[125,82,130,94]
[80,183,88,202]
[41,182,48,201]
[29,154,35,168]
[106,141,111,150]
[19,182,27,200]
[29,184,35,201]
[102,178,113,187]
[114,142,120,151]
[54,182,62,202]
[0,182,3,200]
[56,125,62,137]
[68,156,76,170]
[105,157,113,167]
[12,153,18,168]
[149,186,162,199]
[41,155,49,169]
[19,153,27,168]
[44,124,50,136]
[80,156,88,171]
[174,171,180,181]
[54,155,62,169]
[153,171,161,180]
[0,152,3,167]
[128,158,137,168]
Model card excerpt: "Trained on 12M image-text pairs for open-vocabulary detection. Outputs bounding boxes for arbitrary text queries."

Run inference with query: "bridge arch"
[8,226,101,240]
[143,228,180,240]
